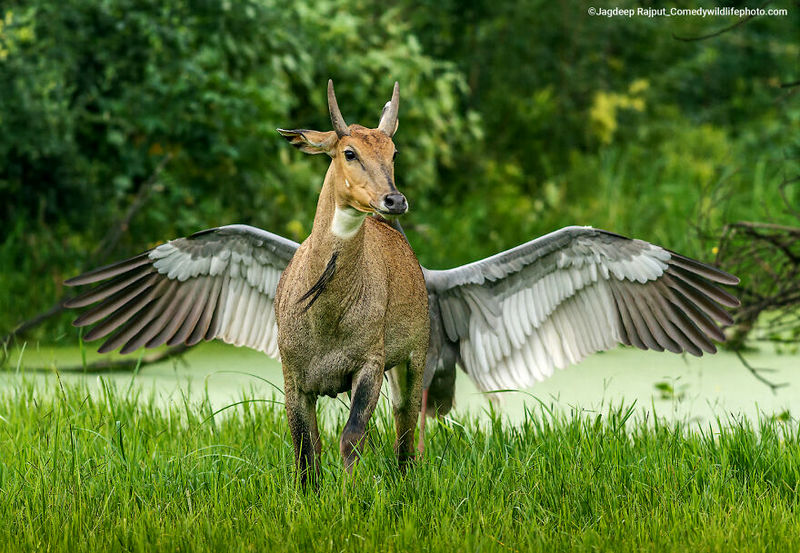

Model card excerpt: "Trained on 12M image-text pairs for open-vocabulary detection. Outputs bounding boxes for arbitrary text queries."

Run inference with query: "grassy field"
[0,377,798,553]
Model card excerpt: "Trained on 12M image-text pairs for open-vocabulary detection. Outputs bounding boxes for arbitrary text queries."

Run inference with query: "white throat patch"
[331,206,367,239]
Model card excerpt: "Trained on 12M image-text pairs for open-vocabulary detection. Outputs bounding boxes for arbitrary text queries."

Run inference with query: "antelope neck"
[312,165,368,243]
[331,206,367,239]
[301,168,369,310]
[306,166,370,280]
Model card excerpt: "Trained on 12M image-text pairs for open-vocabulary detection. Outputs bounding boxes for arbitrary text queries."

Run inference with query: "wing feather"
[73,274,159,326]
[187,274,222,345]
[426,226,739,392]
[225,278,249,345]
[253,295,271,351]
[608,284,641,349]
[641,285,695,354]
[168,276,213,346]
[145,285,195,348]
[64,253,152,286]
[117,281,181,353]
[65,225,299,357]
[205,273,229,341]
[65,266,154,308]
[666,270,737,321]
[82,279,170,342]
[649,283,708,355]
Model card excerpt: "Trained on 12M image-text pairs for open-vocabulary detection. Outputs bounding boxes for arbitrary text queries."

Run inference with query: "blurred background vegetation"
[1,0,798,345]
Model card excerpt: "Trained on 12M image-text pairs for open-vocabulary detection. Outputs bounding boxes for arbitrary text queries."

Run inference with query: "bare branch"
[93,153,173,261]
[734,351,788,394]
[2,155,172,347]
[2,300,67,349]
[672,0,772,42]
[16,344,190,374]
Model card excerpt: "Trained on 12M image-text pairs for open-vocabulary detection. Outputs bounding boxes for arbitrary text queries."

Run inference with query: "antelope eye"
[344,150,357,161]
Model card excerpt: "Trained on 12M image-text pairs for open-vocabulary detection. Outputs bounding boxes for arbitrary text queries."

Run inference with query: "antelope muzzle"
[379,193,408,215]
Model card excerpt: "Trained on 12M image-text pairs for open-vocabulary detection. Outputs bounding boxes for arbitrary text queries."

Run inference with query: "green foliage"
[1,0,797,340]
[1,379,799,552]
[399,0,798,267]
[0,0,470,238]
[0,0,471,338]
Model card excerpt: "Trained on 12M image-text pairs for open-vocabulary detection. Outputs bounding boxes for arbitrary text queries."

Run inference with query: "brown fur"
[275,106,429,486]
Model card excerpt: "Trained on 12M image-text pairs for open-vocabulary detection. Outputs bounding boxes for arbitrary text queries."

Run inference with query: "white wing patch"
[149,240,283,358]
[458,241,672,391]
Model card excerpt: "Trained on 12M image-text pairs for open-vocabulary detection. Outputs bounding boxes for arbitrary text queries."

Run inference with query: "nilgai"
[66,81,430,485]
[64,80,740,482]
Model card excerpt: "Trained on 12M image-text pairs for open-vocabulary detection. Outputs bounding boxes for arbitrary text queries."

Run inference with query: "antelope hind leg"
[388,357,423,472]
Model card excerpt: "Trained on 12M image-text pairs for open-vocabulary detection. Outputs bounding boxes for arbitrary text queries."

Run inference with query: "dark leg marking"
[340,361,383,473]
[285,387,321,488]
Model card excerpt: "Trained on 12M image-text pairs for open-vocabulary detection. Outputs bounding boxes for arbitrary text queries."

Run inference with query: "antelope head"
[278,80,405,236]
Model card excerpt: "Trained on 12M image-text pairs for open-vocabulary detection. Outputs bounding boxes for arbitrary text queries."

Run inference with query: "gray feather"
[65,225,299,357]
[425,225,738,396]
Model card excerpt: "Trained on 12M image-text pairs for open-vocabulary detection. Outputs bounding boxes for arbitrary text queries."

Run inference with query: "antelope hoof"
[297,464,322,492]
[397,451,417,475]
[340,428,366,473]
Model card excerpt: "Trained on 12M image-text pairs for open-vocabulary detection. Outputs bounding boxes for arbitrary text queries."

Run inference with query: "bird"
[418,225,739,418]
[63,85,739,456]
[64,221,739,440]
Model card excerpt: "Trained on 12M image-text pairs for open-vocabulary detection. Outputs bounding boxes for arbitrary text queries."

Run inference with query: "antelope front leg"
[340,360,383,473]
[285,386,321,488]
[388,358,423,472]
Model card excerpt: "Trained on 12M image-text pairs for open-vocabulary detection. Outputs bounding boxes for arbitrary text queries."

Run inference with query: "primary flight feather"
[65,222,739,414]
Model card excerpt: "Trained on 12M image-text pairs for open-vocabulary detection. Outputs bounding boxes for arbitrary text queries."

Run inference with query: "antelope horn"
[378,82,400,136]
[327,79,349,138]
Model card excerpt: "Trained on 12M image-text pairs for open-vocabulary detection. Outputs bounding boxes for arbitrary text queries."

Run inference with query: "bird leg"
[417,387,429,455]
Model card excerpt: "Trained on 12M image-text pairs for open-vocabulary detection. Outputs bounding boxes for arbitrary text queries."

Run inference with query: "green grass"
[1,378,798,552]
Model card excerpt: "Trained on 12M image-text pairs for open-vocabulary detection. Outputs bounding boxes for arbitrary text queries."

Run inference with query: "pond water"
[2,342,798,425]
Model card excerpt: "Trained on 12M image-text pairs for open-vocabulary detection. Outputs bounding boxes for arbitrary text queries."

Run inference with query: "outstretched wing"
[64,225,299,357]
[424,226,740,392]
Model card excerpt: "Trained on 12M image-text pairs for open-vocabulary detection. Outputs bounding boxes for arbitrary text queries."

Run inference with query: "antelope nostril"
[382,193,407,214]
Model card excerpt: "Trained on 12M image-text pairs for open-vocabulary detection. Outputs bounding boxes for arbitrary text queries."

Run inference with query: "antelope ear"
[277,129,338,156]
